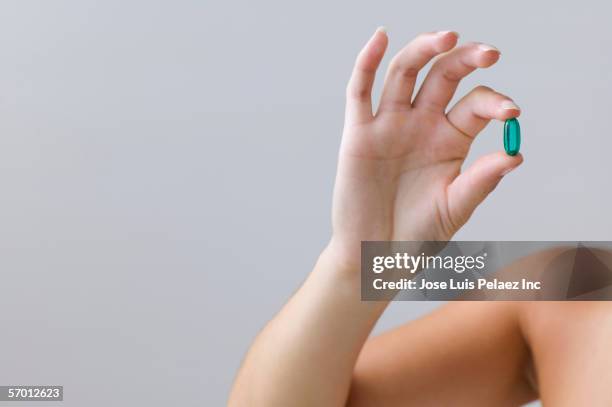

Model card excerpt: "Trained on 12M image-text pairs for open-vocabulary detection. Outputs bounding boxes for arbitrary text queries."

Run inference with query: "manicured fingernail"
[376,26,387,34]
[437,30,459,38]
[501,166,517,176]
[478,43,500,53]
[501,100,521,110]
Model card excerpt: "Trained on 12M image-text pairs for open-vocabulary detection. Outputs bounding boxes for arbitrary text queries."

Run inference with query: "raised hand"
[330,29,522,264]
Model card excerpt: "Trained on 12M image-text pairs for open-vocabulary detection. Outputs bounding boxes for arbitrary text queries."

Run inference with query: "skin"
[521,301,612,406]
[228,29,612,406]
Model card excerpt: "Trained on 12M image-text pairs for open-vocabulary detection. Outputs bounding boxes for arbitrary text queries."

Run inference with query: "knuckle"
[400,65,420,79]
[388,57,419,79]
[346,83,370,101]
[440,67,462,83]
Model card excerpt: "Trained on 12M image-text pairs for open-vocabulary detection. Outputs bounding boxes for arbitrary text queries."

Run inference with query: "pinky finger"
[345,27,388,125]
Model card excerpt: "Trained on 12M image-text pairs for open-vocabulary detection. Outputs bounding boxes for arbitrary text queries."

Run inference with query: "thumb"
[447,151,523,229]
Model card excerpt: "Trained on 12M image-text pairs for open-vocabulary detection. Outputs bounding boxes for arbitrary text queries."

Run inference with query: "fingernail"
[501,166,517,177]
[501,100,521,110]
[478,43,500,53]
[437,30,459,38]
[376,26,387,34]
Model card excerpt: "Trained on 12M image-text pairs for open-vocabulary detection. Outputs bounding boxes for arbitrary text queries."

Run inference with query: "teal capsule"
[504,118,521,156]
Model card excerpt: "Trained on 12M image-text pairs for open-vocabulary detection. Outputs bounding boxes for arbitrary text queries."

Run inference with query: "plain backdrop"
[0,1,609,405]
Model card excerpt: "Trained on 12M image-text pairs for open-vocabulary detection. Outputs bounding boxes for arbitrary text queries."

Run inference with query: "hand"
[329,29,523,266]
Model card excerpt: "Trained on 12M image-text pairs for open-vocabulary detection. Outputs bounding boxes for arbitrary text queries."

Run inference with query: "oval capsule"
[504,118,521,156]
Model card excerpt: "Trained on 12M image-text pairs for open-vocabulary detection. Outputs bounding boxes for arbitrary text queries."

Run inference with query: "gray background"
[0,0,608,405]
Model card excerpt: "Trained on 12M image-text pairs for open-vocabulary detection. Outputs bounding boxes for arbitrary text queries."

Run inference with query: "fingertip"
[435,30,459,53]
[478,43,500,54]
[437,30,460,40]
[376,26,387,35]
[479,51,500,68]
[368,26,389,55]
[500,108,521,121]
[493,149,523,160]
[492,98,521,120]
[357,27,388,71]
[474,43,501,67]
[513,152,524,166]
[373,26,388,42]
[499,152,523,176]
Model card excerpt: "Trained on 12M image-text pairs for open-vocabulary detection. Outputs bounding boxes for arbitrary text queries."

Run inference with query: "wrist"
[313,242,389,316]
[320,237,361,276]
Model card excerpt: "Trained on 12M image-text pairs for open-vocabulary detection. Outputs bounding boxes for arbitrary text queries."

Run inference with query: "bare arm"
[349,302,536,406]
[229,249,389,406]
[229,28,523,406]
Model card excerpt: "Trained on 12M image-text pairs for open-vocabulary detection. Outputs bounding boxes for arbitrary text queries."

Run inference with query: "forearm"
[229,27,525,406]
[228,246,388,407]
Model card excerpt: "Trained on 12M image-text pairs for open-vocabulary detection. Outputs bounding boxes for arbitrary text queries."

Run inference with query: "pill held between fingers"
[504,118,521,156]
